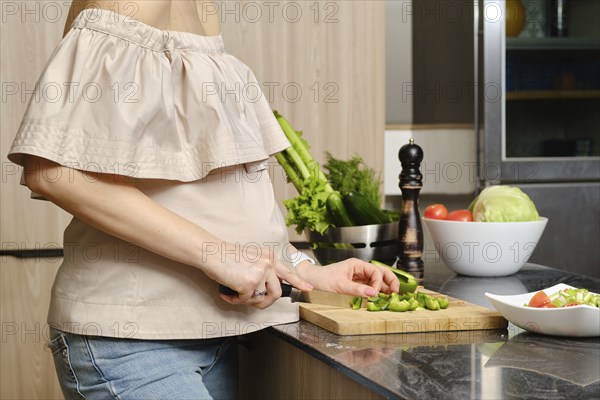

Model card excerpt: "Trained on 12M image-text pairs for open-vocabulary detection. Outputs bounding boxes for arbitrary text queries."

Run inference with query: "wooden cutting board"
[298,289,507,335]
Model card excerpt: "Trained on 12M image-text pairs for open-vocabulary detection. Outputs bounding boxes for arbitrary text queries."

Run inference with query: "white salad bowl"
[423,217,548,277]
[485,284,600,337]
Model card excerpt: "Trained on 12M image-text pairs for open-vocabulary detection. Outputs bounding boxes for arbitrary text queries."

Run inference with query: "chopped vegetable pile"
[353,291,450,312]
[526,287,600,308]
[349,261,450,312]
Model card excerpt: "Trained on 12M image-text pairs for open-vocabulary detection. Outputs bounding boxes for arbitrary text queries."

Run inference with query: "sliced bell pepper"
[370,260,418,294]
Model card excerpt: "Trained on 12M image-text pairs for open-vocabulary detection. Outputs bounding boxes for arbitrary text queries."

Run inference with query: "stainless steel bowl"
[305,222,399,265]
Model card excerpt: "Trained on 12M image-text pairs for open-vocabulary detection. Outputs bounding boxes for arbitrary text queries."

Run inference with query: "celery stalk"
[283,147,311,180]
[275,152,304,193]
[274,110,333,192]
[274,110,355,236]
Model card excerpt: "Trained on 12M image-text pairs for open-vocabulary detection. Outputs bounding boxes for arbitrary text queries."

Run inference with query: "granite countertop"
[270,263,600,399]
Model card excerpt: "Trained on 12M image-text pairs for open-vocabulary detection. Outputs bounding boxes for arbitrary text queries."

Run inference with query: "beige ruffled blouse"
[7,8,300,339]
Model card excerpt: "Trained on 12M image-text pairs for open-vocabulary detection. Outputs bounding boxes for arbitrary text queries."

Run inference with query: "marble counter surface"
[270,263,600,399]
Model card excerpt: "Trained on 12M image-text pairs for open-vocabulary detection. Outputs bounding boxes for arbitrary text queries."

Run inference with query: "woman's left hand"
[295,258,400,298]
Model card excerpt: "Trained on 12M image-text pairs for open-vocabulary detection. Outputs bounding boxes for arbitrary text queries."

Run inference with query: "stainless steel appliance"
[475,0,600,278]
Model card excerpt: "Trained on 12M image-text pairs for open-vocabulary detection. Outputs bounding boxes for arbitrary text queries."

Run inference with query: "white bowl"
[423,217,547,277]
[485,284,600,337]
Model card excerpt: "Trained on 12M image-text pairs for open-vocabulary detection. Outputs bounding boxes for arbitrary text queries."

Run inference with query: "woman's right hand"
[204,246,313,309]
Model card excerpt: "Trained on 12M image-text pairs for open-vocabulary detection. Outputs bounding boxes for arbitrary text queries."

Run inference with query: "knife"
[219,283,293,297]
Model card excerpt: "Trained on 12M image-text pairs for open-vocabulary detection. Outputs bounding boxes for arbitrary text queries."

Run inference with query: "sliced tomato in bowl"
[528,290,551,308]
[485,284,600,337]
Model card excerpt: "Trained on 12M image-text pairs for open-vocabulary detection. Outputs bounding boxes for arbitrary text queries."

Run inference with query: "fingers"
[219,287,257,305]
[277,266,314,293]
[360,259,402,294]
[220,286,272,307]
[343,258,401,296]
[251,271,282,309]
[342,281,379,297]
[350,260,385,293]
[219,264,284,309]
[381,267,401,293]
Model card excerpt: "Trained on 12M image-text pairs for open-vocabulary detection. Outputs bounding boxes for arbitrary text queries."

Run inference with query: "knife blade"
[219,283,293,297]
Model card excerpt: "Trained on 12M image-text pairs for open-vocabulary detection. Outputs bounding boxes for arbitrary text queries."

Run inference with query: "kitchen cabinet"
[238,331,383,400]
[504,38,600,159]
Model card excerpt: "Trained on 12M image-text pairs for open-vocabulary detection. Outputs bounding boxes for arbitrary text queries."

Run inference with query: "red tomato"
[446,210,474,222]
[528,290,551,308]
[424,204,448,220]
[542,303,557,308]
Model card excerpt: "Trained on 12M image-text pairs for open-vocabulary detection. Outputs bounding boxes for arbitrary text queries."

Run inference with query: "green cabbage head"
[468,186,539,222]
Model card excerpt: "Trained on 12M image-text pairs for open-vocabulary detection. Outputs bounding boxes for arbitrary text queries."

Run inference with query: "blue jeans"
[47,328,238,400]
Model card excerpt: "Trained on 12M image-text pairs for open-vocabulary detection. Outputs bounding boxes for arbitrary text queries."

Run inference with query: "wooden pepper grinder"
[396,138,425,282]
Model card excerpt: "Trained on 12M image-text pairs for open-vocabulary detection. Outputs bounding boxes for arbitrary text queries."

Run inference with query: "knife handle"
[219,283,293,297]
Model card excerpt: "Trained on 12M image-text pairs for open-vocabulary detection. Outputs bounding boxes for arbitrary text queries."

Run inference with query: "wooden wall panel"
[221,0,386,241]
[0,2,72,246]
[1,3,71,399]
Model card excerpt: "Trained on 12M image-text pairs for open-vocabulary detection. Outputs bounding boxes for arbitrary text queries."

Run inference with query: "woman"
[8,1,399,398]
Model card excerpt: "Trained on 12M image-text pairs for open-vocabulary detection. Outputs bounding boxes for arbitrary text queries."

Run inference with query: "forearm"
[294,260,322,287]
[23,156,223,273]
